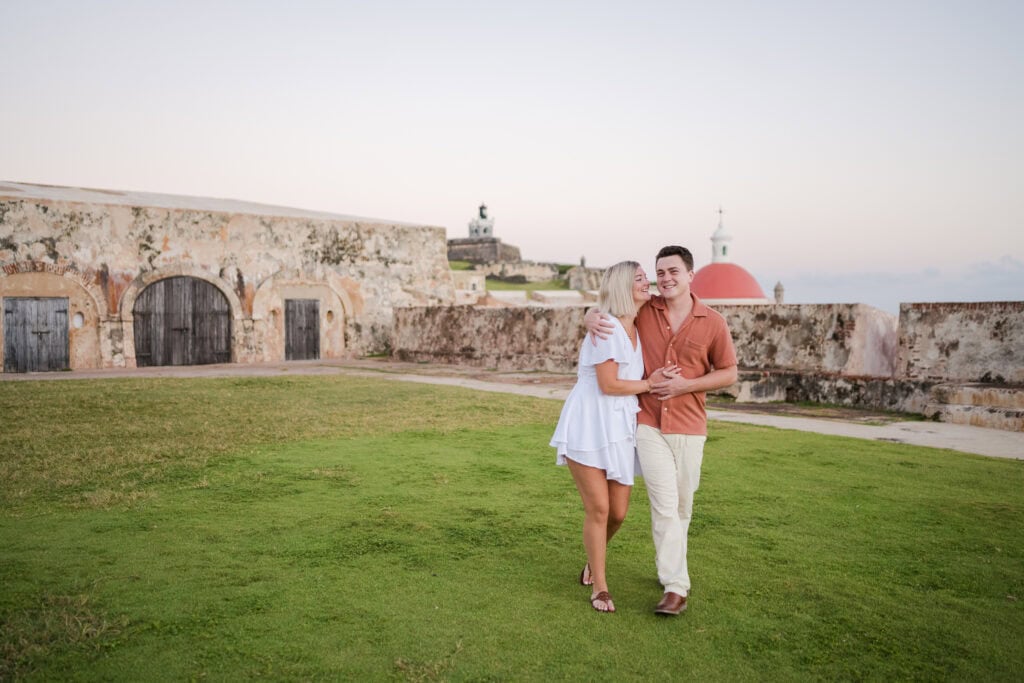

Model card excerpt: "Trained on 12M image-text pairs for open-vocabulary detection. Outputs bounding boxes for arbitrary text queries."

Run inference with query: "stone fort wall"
[394,301,1022,386]
[392,305,586,372]
[0,187,454,370]
[897,301,1024,384]
[446,237,521,264]
[720,303,897,377]
[393,303,900,376]
[392,301,1023,425]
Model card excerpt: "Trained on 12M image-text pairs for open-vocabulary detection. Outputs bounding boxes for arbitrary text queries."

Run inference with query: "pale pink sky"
[1,1,1021,313]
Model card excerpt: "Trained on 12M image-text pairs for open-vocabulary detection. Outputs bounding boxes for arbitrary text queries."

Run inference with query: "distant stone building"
[0,182,454,372]
[447,203,521,263]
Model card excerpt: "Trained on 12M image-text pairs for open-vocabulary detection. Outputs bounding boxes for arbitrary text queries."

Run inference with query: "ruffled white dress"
[550,317,643,486]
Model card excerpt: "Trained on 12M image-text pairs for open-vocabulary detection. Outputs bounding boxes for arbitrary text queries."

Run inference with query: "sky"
[1,0,1021,314]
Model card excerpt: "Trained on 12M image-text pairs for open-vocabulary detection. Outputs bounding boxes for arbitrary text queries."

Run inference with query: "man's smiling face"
[655,254,693,301]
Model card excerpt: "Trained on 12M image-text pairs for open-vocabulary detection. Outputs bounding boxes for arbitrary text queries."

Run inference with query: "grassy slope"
[1,377,1022,680]
[480,278,570,292]
[447,260,574,291]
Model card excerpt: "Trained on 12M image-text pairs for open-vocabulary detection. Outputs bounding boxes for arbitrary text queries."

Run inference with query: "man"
[586,245,737,615]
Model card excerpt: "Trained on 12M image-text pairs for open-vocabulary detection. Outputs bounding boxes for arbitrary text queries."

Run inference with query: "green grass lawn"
[482,278,571,292]
[1,376,1022,680]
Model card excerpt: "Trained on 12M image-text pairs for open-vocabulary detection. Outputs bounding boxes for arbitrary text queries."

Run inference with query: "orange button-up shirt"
[636,293,737,436]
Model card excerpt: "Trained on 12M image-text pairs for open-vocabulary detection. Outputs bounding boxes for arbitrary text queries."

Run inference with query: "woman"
[550,260,667,613]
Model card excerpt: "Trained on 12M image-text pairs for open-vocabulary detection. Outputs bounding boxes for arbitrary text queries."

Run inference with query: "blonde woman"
[550,260,670,613]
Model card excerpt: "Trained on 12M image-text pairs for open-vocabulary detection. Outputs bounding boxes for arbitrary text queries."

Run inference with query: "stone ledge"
[923,404,1024,432]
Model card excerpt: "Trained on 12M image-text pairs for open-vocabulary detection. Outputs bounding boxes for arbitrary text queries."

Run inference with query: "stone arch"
[119,264,244,367]
[0,261,109,318]
[0,261,108,370]
[251,270,353,362]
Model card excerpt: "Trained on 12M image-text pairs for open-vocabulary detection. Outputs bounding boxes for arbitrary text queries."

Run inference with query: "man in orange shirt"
[588,245,737,615]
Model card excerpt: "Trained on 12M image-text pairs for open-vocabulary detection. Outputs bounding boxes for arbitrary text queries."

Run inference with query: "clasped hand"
[647,364,692,400]
[584,310,693,401]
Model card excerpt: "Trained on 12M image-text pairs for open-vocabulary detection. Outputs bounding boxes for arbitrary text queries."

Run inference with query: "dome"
[691,262,767,302]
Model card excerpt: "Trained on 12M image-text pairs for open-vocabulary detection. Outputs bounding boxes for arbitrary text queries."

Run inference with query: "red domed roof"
[691,263,766,300]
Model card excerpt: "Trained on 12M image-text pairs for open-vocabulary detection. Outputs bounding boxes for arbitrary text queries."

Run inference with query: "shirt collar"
[650,292,708,317]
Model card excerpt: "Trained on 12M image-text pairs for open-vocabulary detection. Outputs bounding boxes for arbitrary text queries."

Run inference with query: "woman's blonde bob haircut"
[598,260,642,318]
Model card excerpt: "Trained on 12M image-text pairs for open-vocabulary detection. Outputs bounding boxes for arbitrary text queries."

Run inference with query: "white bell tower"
[710,206,732,263]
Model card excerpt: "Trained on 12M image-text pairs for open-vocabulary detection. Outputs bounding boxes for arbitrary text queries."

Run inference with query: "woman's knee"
[609,507,627,528]
[607,496,628,526]
[584,498,610,522]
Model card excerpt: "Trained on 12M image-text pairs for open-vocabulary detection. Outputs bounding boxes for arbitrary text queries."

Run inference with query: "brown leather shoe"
[654,592,687,615]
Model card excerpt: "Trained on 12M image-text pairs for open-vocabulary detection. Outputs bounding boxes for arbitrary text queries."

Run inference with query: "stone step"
[922,403,1024,432]
[923,384,1024,432]
[928,383,1024,409]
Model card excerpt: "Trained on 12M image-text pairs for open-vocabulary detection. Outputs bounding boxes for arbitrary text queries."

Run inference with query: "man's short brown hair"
[656,245,694,272]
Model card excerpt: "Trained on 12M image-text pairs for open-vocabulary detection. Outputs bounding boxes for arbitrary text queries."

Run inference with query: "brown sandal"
[590,591,615,613]
[579,563,594,586]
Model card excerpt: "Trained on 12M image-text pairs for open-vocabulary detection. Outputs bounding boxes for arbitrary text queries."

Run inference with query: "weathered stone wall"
[729,369,937,413]
[475,261,559,283]
[717,304,897,377]
[567,266,603,291]
[897,301,1024,384]
[393,301,1023,430]
[392,305,587,372]
[447,237,521,264]
[392,303,897,377]
[1,187,453,369]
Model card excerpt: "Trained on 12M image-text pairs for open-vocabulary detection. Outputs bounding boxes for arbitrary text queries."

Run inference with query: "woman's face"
[633,266,651,305]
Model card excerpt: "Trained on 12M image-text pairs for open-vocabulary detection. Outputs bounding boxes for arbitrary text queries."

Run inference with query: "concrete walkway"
[3,358,1021,460]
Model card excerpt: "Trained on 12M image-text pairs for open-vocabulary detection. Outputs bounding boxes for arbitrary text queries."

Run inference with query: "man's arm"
[583,307,615,343]
[649,365,738,400]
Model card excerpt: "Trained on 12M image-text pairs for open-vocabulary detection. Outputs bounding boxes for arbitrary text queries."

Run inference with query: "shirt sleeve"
[709,317,738,369]
[579,323,634,369]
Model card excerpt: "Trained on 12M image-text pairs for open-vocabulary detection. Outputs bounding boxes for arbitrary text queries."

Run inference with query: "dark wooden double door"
[3,297,69,373]
[133,277,231,367]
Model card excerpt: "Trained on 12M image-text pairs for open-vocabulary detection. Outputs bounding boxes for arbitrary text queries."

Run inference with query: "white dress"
[550,317,643,486]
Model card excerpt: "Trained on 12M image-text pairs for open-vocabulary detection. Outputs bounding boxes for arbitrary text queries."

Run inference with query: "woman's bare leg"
[606,479,632,542]
[567,459,618,610]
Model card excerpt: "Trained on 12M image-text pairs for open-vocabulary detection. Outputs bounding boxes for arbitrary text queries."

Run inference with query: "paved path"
[3,358,1021,460]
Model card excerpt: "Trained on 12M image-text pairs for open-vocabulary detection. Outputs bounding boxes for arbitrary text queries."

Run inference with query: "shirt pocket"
[683,337,707,352]
[674,338,709,373]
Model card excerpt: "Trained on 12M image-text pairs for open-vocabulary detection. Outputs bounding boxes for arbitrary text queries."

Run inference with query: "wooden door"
[192,277,232,365]
[133,277,231,367]
[285,299,320,360]
[3,297,69,373]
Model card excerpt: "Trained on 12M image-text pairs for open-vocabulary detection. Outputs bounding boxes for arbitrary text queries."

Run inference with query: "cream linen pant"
[636,424,706,597]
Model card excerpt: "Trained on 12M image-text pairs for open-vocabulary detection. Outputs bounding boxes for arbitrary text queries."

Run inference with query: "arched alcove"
[132,276,232,366]
[119,265,243,368]
[252,272,351,362]
[0,263,106,372]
